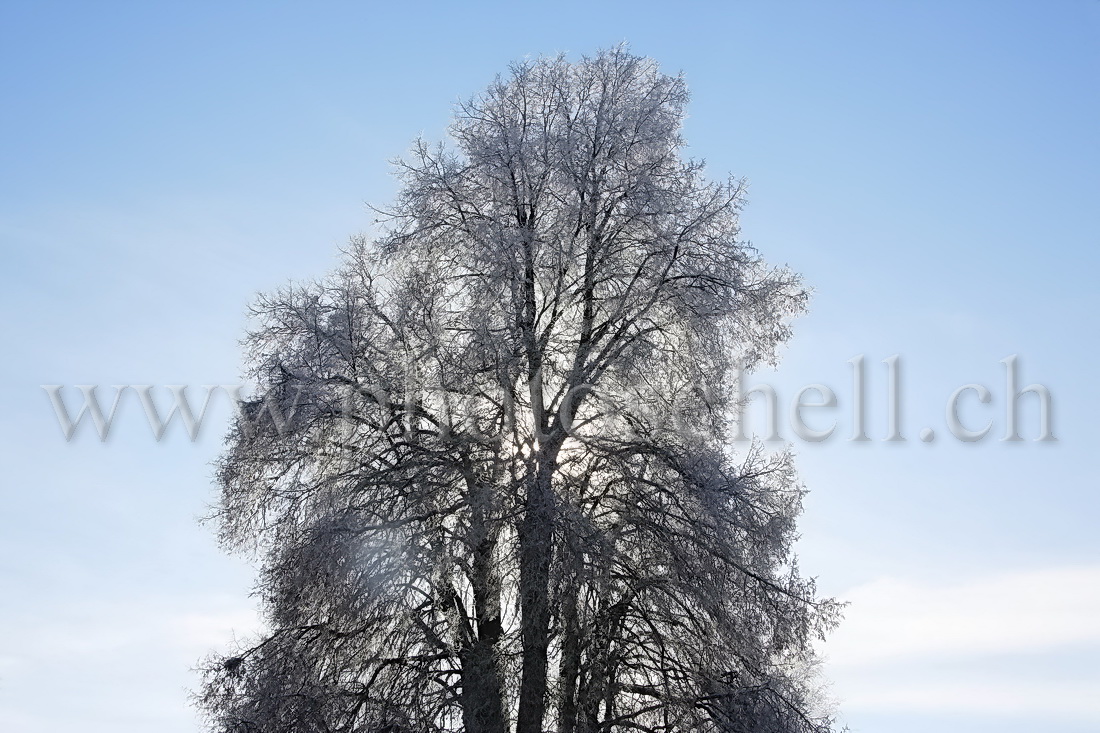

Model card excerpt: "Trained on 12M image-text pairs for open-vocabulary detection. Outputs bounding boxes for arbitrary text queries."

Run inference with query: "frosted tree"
[199,47,842,733]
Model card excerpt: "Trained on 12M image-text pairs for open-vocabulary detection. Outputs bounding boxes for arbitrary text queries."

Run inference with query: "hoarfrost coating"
[198,47,842,733]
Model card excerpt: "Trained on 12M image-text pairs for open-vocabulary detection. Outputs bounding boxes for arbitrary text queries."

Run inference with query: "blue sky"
[1,2,1097,731]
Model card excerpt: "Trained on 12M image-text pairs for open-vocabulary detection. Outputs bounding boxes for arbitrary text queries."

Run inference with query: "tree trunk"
[557,556,582,733]
[517,449,561,733]
[462,480,508,733]
[460,638,507,733]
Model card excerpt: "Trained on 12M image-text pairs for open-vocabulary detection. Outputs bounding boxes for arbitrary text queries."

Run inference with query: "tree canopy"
[199,46,842,733]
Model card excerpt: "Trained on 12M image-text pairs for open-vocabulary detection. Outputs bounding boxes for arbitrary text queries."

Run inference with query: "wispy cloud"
[821,565,1100,720]
[839,677,1100,717]
[824,565,1100,666]
[0,594,264,733]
